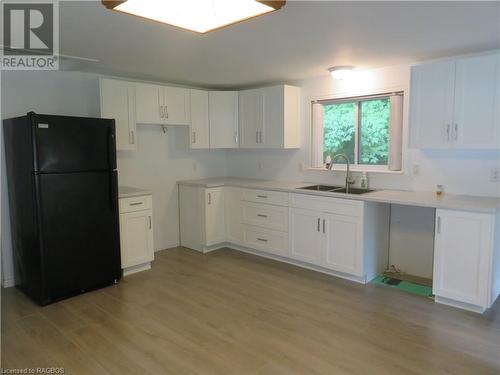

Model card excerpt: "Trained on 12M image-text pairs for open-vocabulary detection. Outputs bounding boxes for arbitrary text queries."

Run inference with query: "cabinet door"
[239,89,263,148]
[205,188,226,246]
[190,90,210,149]
[261,86,283,148]
[410,61,455,148]
[209,91,239,148]
[453,54,500,149]
[289,208,322,265]
[100,79,136,151]
[322,214,362,276]
[135,83,163,124]
[120,210,154,268]
[164,86,190,125]
[433,209,493,307]
[225,187,242,245]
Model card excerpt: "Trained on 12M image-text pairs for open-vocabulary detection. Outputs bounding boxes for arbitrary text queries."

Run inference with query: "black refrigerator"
[3,112,122,305]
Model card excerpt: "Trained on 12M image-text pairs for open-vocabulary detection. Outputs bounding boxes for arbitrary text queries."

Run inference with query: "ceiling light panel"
[105,0,284,33]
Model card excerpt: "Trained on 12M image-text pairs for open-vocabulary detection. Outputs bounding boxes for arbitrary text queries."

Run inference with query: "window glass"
[359,99,390,165]
[323,102,356,164]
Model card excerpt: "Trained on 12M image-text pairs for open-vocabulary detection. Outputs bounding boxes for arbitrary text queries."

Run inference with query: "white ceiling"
[60,1,500,89]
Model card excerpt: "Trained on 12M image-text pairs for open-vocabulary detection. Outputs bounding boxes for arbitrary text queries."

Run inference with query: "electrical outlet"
[491,167,500,182]
[412,164,420,176]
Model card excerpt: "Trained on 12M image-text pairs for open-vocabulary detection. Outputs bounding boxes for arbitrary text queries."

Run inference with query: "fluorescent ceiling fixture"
[328,66,355,80]
[103,0,285,34]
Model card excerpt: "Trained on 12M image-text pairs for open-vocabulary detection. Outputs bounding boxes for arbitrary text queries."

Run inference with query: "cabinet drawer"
[290,193,362,217]
[119,195,152,213]
[241,189,289,206]
[241,201,288,232]
[242,225,289,257]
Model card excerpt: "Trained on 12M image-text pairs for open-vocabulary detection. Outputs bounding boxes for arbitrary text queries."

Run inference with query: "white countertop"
[177,177,500,214]
[119,186,152,198]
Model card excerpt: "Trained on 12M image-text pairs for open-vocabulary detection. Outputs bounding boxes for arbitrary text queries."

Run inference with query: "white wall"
[1,70,226,286]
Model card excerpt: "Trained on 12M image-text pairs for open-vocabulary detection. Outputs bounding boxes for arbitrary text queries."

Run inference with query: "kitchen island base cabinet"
[119,195,154,275]
[433,209,500,313]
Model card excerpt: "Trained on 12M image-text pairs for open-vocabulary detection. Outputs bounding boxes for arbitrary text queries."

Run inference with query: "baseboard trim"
[434,295,486,314]
[123,262,151,276]
[2,278,15,288]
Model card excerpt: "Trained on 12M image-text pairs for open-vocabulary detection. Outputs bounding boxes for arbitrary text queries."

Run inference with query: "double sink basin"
[298,185,374,195]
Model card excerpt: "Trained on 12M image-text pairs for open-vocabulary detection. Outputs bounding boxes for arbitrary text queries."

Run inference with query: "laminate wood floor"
[2,247,500,375]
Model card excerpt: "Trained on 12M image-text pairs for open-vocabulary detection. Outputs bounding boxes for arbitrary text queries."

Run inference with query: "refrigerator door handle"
[107,125,116,171]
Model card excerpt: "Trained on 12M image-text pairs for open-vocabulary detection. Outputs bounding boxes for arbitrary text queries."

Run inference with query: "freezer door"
[31,114,116,173]
[36,171,121,303]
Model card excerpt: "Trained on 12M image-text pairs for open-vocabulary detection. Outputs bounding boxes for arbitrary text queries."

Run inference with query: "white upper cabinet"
[239,88,263,148]
[239,85,301,149]
[453,54,500,149]
[136,83,190,126]
[209,91,239,148]
[135,83,163,125]
[190,90,210,149]
[410,53,500,149]
[99,78,137,151]
[410,60,455,149]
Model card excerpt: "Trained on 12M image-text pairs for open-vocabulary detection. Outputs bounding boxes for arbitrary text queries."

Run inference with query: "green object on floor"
[371,275,433,298]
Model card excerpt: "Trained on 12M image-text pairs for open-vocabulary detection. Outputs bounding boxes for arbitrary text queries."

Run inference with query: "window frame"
[307,90,405,173]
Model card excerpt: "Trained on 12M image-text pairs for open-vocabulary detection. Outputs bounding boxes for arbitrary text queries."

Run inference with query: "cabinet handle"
[129,130,135,145]
[322,219,325,233]
[256,131,259,144]
[437,216,441,234]
[454,124,458,141]
[208,193,211,205]
[234,132,238,144]
[129,202,143,206]
[165,105,169,119]
[317,218,320,232]
[446,124,450,142]
[257,195,267,199]
[259,131,263,144]
[149,216,152,229]
[192,131,196,144]
[159,105,163,119]
[257,238,268,242]
[257,214,268,218]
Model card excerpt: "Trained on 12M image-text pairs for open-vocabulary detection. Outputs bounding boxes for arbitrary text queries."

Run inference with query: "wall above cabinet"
[410,53,500,150]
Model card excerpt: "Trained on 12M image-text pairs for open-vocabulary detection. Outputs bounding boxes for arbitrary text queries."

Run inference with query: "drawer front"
[119,195,153,213]
[242,225,289,257]
[241,202,288,232]
[290,193,362,217]
[241,189,289,206]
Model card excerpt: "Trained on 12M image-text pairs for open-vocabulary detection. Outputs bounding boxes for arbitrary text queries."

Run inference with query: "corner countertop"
[177,177,500,214]
[119,186,152,199]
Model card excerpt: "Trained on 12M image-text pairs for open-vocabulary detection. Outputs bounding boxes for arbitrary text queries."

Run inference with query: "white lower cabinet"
[323,213,362,276]
[119,195,154,275]
[179,185,225,251]
[433,209,497,312]
[289,208,323,265]
[205,188,226,246]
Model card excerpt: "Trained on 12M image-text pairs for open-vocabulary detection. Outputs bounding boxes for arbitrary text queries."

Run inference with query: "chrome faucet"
[328,154,355,193]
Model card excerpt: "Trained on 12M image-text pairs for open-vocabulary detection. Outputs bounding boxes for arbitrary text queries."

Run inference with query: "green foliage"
[322,99,389,165]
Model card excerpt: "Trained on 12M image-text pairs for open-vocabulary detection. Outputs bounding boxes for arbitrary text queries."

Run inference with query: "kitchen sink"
[298,184,343,191]
[297,185,374,195]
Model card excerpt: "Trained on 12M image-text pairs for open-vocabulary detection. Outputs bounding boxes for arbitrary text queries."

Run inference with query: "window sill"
[304,167,405,175]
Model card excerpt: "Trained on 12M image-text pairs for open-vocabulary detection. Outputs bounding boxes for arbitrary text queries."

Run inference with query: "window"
[311,93,403,171]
